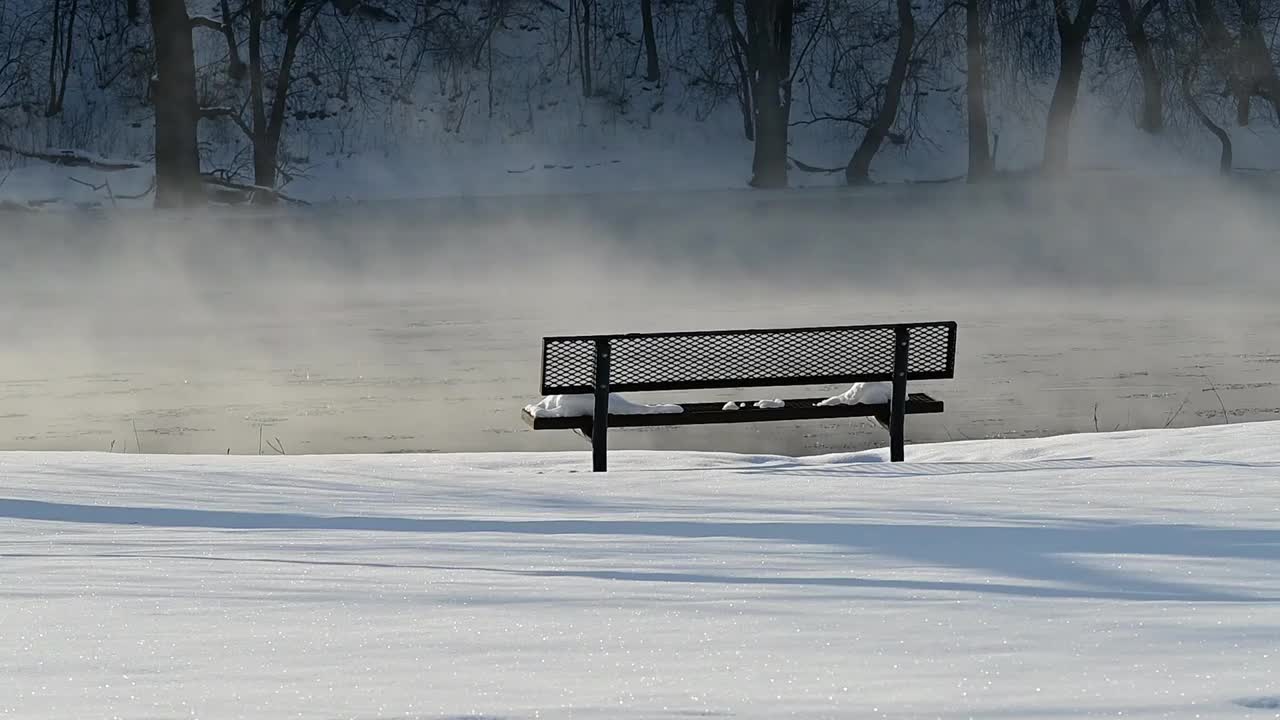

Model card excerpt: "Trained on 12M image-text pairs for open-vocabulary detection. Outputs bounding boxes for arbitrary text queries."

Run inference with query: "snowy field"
[2,422,1278,719]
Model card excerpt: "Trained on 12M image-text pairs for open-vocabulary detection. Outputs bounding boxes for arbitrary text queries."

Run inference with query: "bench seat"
[522,392,944,430]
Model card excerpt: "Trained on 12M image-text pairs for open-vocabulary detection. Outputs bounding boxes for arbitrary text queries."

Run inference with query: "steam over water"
[3,176,1278,455]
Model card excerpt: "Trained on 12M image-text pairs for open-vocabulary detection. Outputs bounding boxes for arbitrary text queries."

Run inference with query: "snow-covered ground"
[2,422,1278,718]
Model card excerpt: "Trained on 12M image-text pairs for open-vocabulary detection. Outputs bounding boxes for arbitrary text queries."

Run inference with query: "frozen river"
[2,177,1278,455]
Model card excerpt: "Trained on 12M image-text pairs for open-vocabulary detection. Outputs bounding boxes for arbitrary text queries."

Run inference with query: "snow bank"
[817,381,893,406]
[524,393,682,418]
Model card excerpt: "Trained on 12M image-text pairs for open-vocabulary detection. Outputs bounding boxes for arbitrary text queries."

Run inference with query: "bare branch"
[789,114,871,128]
[0,143,141,171]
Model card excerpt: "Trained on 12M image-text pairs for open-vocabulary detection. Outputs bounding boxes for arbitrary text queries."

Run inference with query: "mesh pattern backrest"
[540,322,956,394]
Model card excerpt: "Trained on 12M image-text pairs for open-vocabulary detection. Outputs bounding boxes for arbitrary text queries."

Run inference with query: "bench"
[520,321,958,472]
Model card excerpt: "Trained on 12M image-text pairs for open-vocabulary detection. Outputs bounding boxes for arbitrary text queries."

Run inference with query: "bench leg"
[591,409,608,472]
[890,327,909,462]
[592,339,610,472]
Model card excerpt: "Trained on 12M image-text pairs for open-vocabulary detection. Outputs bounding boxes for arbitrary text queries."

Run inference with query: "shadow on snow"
[3,496,1277,603]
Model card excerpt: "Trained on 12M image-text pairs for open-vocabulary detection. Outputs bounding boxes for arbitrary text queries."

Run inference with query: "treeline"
[2,0,1279,206]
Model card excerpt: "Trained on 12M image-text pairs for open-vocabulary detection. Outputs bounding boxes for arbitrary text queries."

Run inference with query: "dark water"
[2,177,1278,455]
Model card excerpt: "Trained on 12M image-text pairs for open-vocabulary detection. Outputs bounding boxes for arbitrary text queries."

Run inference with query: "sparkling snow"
[1,422,1278,718]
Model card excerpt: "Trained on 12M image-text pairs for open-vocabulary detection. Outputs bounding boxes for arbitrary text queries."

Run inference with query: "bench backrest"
[539,321,957,395]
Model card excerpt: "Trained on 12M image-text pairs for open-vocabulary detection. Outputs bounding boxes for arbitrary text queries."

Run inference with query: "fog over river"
[3,175,1278,455]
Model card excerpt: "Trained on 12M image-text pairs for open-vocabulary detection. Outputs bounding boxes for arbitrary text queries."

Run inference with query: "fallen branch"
[908,174,966,184]
[199,105,236,118]
[114,175,157,200]
[788,156,844,174]
[201,172,309,206]
[0,142,142,171]
[68,176,118,207]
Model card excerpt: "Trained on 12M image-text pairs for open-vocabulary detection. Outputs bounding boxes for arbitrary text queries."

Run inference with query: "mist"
[2,173,1278,456]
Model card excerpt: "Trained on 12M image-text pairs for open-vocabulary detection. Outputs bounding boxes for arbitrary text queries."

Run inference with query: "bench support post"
[890,327,909,462]
[592,339,610,472]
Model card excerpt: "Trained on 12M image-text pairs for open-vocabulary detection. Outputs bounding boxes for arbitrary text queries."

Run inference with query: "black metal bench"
[521,321,958,471]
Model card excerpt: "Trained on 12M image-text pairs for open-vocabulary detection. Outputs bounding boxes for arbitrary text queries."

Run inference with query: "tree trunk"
[721,1,755,139]
[220,0,246,82]
[247,0,308,194]
[1042,0,1098,175]
[1130,30,1163,132]
[1235,0,1259,125]
[1117,0,1162,133]
[263,1,306,188]
[731,40,754,140]
[1042,37,1085,173]
[745,0,793,188]
[1237,22,1280,123]
[248,0,269,183]
[641,0,659,82]
[58,0,79,115]
[127,0,139,25]
[1235,86,1252,126]
[149,0,204,207]
[47,0,76,117]
[846,0,913,184]
[965,0,992,180]
[1181,64,1231,174]
[578,0,593,96]
[47,0,61,115]
[751,62,787,187]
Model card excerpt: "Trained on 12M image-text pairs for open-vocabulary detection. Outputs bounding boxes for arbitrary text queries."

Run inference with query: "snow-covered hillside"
[3,422,1278,718]
[6,0,1280,208]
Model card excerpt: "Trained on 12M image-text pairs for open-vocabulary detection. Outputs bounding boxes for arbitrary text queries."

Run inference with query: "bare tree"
[245,0,318,191]
[1115,0,1163,132]
[740,0,793,188]
[845,0,914,184]
[149,0,204,207]
[45,0,79,117]
[718,0,755,139]
[966,0,993,179]
[1178,0,1280,126]
[574,0,594,96]
[220,0,247,82]
[1232,0,1280,124]
[0,1,43,110]
[1043,0,1100,174]
[1181,58,1232,172]
[641,0,659,82]
[1169,0,1233,172]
